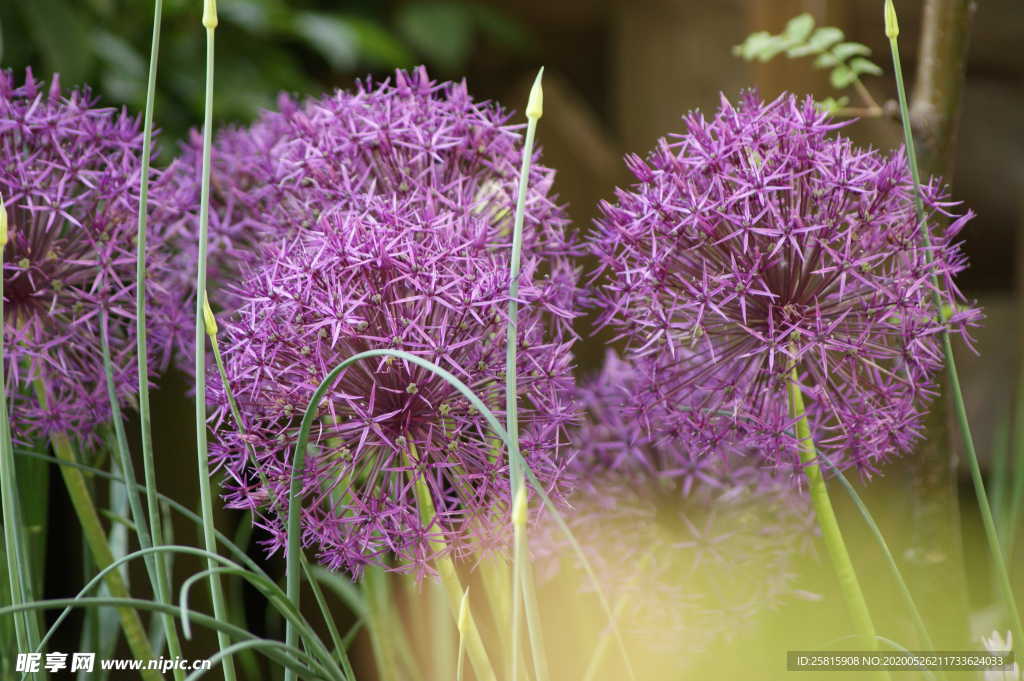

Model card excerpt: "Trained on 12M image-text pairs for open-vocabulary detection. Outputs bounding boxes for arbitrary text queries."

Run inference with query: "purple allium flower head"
[0,69,175,443]
[208,194,579,576]
[153,67,577,363]
[542,354,814,653]
[590,91,980,475]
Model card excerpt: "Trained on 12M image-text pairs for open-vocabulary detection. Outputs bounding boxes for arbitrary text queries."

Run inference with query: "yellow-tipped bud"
[0,196,7,247]
[203,0,218,29]
[884,0,899,39]
[203,292,218,336]
[526,67,544,121]
[457,587,470,634]
[512,485,528,529]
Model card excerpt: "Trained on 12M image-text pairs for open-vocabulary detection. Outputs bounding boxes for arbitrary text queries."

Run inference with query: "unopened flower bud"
[203,0,218,29]
[203,292,218,336]
[526,68,544,121]
[884,0,899,40]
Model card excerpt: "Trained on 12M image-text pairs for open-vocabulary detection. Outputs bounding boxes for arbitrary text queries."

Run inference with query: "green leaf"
[831,41,872,61]
[732,31,774,61]
[787,26,844,57]
[850,57,883,77]
[814,52,840,69]
[733,29,797,62]
[396,2,474,73]
[830,64,858,89]
[761,36,795,61]
[783,13,815,43]
[291,12,359,70]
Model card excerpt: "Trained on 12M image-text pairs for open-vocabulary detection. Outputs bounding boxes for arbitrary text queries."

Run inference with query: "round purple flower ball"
[590,91,979,475]
[209,194,578,576]
[0,69,175,444]
[153,67,577,362]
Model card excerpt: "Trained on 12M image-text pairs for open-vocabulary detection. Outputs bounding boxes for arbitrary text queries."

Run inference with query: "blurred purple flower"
[0,69,174,444]
[542,353,814,654]
[209,195,578,576]
[153,67,577,365]
[590,91,979,475]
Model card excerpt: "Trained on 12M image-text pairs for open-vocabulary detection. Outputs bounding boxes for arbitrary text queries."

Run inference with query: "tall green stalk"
[787,362,889,681]
[818,457,941,679]
[505,68,550,681]
[456,586,470,681]
[133,0,186,675]
[363,567,401,681]
[884,0,1023,648]
[205,301,358,681]
[193,2,237,679]
[98,311,184,667]
[407,444,498,681]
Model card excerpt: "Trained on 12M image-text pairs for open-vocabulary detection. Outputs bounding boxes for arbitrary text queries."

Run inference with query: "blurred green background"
[0,0,537,142]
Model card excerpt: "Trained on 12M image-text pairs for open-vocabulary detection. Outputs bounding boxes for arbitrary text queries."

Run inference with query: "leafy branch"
[733,13,886,117]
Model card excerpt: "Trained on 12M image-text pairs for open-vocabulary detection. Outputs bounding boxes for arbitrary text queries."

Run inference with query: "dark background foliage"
[0,0,534,141]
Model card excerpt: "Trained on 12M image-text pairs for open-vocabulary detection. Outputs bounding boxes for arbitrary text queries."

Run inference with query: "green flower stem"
[206,314,357,681]
[787,364,889,681]
[99,311,184,673]
[478,551,512,646]
[817,454,946,681]
[193,4,236,679]
[477,544,534,678]
[134,1,185,675]
[456,604,467,681]
[363,567,401,681]
[885,2,1024,648]
[432,575,456,681]
[40,423,160,681]
[407,445,497,681]
[506,67,550,681]
[301,559,352,675]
